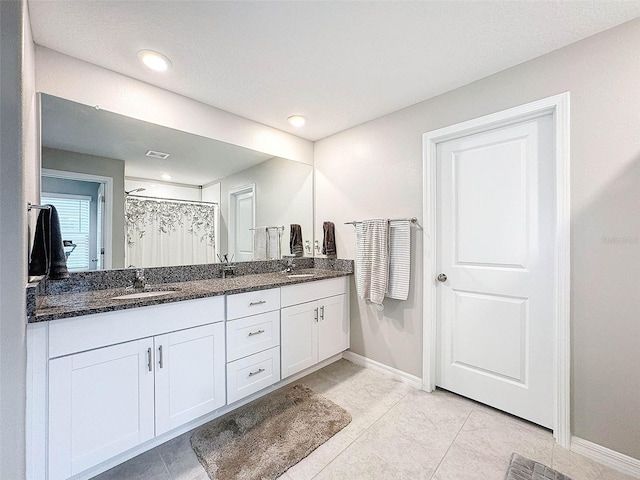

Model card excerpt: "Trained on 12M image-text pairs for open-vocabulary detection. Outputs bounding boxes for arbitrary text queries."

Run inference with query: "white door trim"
[422,92,570,446]
[41,168,114,269]
[228,183,256,260]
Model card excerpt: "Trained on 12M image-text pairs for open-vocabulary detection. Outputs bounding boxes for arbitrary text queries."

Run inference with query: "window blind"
[42,194,91,271]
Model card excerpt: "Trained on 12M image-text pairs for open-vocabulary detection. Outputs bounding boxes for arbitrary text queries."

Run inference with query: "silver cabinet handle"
[147,347,152,372]
[158,345,164,369]
[248,368,265,377]
[248,329,265,337]
[437,273,447,282]
[320,305,325,320]
[249,300,267,306]
[314,307,318,322]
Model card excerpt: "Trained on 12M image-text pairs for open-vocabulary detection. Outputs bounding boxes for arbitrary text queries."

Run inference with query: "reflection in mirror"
[39,93,313,270]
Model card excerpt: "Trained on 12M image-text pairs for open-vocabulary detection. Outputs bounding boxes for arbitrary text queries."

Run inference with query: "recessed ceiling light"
[145,150,170,160]
[287,115,306,127]
[161,174,172,181]
[138,50,172,72]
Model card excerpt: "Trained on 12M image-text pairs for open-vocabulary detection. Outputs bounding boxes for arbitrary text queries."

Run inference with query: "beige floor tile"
[432,442,508,480]
[380,389,474,442]
[312,440,407,480]
[452,409,554,466]
[314,359,367,384]
[277,473,295,480]
[286,430,354,480]
[552,445,638,480]
[157,430,206,480]
[91,449,171,480]
[354,419,449,479]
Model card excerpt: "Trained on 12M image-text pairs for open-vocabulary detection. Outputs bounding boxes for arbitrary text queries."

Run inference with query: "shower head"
[125,188,146,195]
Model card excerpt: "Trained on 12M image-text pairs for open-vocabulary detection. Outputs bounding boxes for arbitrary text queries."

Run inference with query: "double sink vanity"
[26,259,353,480]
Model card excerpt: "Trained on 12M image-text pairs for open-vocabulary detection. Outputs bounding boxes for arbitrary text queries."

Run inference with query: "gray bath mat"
[190,384,351,480]
[505,453,573,480]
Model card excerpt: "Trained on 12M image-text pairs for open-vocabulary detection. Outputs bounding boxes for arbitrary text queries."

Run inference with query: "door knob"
[437,273,447,282]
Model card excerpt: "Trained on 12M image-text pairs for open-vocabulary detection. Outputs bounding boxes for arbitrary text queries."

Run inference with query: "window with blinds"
[41,193,91,271]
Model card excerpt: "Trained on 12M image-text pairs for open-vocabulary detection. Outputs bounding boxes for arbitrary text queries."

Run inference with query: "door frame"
[228,183,256,260]
[422,93,571,446]
[41,168,113,269]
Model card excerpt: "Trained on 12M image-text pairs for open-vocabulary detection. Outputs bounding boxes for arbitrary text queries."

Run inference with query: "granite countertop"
[32,268,351,323]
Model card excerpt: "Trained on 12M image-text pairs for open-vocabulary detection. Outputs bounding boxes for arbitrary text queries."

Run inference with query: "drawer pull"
[248,329,265,337]
[248,368,265,377]
[249,300,267,306]
[314,307,318,323]
[158,345,164,369]
[320,305,325,320]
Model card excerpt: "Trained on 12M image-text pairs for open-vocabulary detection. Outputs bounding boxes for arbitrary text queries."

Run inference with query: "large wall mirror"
[39,93,313,270]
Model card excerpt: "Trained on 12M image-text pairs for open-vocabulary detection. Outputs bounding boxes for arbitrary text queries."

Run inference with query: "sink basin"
[287,274,315,279]
[112,290,178,300]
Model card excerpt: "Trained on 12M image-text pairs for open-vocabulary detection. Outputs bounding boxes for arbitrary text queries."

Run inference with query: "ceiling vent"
[145,150,170,160]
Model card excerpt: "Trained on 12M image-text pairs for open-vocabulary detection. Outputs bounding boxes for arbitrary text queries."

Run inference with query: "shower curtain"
[125,196,217,267]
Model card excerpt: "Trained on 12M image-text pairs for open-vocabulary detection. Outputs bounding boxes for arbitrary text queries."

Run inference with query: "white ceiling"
[29,1,640,141]
[40,94,274,185]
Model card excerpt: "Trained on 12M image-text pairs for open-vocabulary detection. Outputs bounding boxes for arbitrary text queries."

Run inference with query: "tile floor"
[93,359,636,480]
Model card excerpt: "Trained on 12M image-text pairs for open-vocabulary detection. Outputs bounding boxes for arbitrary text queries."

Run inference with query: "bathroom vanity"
[26,265,351,480]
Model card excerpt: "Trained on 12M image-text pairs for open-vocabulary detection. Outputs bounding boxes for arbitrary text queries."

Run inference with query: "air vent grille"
[145,150,170,159]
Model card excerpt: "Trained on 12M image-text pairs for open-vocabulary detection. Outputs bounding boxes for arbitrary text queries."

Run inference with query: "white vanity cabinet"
[280,277,349,379]
[225,288,281,404]
[46,297,226,480]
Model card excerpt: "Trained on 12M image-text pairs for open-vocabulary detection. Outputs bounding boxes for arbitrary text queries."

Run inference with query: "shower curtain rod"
[126,194,218,206]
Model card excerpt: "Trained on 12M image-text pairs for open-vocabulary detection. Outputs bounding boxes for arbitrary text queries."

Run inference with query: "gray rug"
[505,453,573,480]
[190,384,351,480]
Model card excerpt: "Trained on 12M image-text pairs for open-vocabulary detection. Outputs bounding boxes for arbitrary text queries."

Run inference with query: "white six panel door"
[436,114,555,428]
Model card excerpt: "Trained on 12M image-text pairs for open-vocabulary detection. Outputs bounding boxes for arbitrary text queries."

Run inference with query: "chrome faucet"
[133,269,146,289]
[222,264,235,279]
[282,258,296,273]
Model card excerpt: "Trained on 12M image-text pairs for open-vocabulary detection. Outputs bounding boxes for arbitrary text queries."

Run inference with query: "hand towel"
[386,220,411,300]
[290,224,304,257]
[322,221,336,256]
[253,227,268,261]
[29,205,70,279]
[267,227,281,260]
[355,219,389,305]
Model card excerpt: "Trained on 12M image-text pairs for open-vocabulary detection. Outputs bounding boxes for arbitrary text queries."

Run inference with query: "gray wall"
[315,18,640,458]
[42,147,126,268]
[218,156,314,257]
[0,1,36,477]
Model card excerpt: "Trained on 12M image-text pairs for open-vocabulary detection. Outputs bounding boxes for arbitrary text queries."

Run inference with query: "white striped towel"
[355,219,389,305]
[267,227,281,260]
[386,220,411,300]
[253,227,268,260]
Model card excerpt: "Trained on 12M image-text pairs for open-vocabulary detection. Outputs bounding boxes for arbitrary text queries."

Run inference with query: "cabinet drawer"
[226,310,280,362]
[226,288,280,320]
[226,347,280,404]
[281,276,348,307]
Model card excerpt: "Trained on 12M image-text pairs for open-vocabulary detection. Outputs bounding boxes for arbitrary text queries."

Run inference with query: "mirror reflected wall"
[39,94,313,270]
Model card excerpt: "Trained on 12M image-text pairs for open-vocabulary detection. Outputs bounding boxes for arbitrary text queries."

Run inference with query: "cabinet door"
[281,301,318,378]
[318,294,349,362]
[48,338,155,480]
[155,322,226,435]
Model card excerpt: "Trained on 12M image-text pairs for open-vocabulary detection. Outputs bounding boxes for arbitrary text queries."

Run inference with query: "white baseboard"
[342,351,423,389]
[571,436,640,479]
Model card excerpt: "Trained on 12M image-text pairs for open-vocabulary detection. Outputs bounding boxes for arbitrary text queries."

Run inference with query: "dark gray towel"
[322,221,336,256]
[29,205,69,279]
[290,224,304,257]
